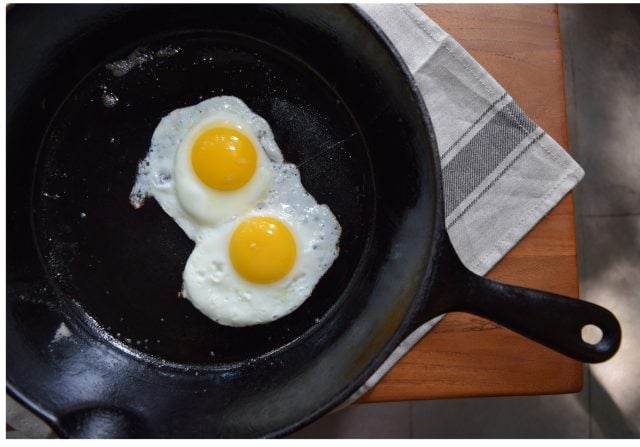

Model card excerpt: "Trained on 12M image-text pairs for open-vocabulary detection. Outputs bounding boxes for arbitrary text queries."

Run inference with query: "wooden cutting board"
[360,4,582,402]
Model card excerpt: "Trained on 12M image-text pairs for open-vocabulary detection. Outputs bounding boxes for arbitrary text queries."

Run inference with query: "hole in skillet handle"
[582,324,604,345]
[416,234,622,364]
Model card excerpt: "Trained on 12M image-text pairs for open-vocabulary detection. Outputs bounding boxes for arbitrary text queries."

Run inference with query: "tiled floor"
[6,5,639,439]
[562,4,640,438]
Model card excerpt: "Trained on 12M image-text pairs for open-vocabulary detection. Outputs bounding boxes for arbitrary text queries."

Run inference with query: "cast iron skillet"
[7,4,621,438]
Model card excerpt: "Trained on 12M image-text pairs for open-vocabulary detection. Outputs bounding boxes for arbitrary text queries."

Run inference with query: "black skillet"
[7,4,621,438]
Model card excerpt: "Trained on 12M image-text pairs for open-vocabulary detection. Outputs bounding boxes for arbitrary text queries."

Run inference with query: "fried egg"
[130,96,282,239]
[131,96,341,326]
[183,165,340,326]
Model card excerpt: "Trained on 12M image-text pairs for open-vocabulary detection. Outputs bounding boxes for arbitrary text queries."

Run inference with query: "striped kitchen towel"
[364,3,584,276]
[341,3,585,404]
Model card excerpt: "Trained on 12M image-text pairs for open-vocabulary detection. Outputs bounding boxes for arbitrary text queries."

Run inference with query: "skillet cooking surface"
[35,31,374,365]
[8,4,439,437]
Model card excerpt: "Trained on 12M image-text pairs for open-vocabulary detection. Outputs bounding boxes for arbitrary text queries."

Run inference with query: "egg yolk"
[229,216,297,284]
[191,127,257,191]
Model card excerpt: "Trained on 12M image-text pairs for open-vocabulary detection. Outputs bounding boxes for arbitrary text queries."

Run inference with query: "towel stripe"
[443,101,536,217]
[440,92,508,161]
[446,131,546,229]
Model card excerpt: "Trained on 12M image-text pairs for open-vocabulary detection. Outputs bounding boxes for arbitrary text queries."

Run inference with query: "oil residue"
[101,91,119,108]
[106,45,181,77]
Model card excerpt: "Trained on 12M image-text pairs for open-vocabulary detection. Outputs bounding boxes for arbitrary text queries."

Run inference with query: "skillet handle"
[425,235,621,363]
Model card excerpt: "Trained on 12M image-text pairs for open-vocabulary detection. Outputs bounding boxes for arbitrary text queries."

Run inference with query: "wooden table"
[360,4,582,402]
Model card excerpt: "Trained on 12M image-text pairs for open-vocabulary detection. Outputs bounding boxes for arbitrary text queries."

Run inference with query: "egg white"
[131,96,341,327]
[184,210,340,327]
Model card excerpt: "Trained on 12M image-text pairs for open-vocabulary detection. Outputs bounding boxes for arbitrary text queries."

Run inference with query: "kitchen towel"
[6,4,585,436]
[342,3,585,404]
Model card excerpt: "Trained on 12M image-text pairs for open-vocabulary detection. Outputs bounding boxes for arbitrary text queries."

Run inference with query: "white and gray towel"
[342,3,585,404]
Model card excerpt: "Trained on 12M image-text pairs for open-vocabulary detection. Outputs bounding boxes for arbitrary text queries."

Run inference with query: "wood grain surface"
[359,4,582,402]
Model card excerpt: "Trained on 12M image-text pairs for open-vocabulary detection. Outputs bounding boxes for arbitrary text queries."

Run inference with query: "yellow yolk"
[229,216,297,284]
[191,127,257,191]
